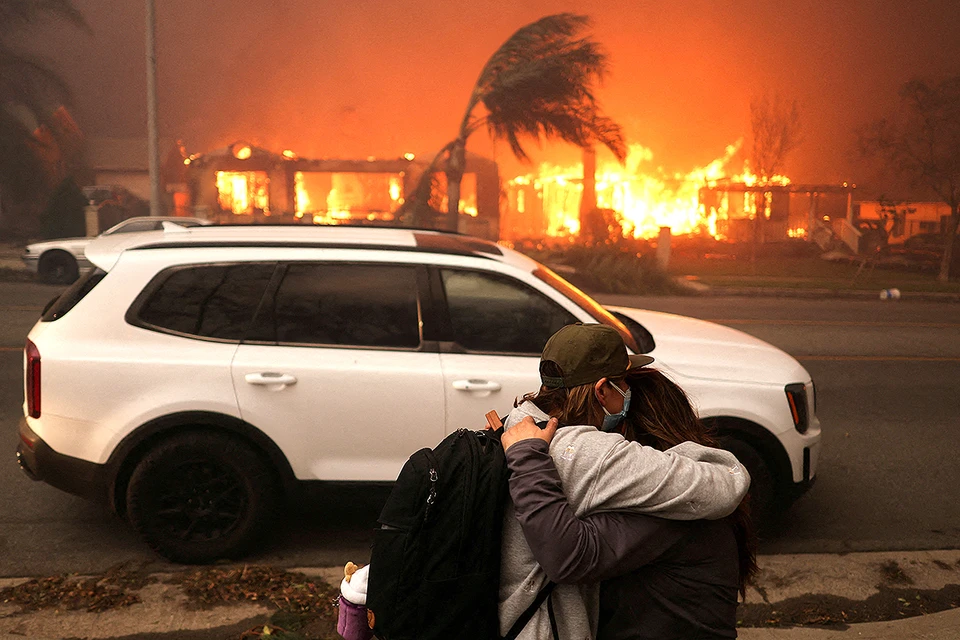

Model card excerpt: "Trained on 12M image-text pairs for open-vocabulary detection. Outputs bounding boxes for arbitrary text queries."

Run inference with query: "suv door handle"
[245,372,298,387]
[452,379,502,392]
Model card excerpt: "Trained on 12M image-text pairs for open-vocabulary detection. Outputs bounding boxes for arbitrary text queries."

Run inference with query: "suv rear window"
[42,268,107,322]
[251,263,421,349]
[130,263,275,341]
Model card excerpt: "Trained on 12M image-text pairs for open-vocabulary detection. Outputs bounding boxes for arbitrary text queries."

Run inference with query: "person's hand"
[501,416,558,452]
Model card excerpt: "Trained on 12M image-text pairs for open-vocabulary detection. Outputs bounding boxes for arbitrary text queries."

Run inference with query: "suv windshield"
[532,265,641,353]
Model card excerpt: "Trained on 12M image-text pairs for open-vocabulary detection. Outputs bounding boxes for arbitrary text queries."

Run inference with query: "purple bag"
[337,596,374,640]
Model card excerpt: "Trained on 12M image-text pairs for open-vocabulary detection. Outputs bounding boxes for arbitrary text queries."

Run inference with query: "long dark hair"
[519,360,620,429]
[623,367,758,598]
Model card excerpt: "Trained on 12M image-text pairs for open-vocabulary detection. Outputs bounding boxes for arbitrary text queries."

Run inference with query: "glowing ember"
[505,142,792,241]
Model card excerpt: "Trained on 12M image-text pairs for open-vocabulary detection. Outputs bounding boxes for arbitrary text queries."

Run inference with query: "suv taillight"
[785,383,808,434]
[26,339,40,418]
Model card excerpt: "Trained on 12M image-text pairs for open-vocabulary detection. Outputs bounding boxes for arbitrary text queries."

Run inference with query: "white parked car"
[18,225,820,562]
[21,216,212,284]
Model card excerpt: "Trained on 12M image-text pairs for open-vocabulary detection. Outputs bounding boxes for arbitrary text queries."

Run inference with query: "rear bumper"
[17,418,110,503]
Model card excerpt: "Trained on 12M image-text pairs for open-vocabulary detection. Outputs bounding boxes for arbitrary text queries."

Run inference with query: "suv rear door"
[231,262,445,482]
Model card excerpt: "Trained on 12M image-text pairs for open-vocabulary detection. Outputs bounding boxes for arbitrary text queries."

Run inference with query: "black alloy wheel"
[126,432,280,564]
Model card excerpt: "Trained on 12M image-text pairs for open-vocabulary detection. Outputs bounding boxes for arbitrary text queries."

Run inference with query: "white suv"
[18,225,820,563]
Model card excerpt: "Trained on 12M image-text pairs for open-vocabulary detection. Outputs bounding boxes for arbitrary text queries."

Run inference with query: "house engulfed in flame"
[502,142,855,246]
[181,142,501,240]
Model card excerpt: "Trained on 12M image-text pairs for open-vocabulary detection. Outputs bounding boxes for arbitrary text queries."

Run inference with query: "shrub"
[519,244,688,295]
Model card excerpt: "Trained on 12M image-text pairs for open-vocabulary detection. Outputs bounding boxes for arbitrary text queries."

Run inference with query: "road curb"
[696,287,960,302]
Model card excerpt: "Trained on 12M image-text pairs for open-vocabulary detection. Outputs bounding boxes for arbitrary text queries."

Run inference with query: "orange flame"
[216,171,269,214]
[506,141,792,241]
[294,171,405,224]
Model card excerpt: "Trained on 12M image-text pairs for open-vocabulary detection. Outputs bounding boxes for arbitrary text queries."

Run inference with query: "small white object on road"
[880,288,901,300]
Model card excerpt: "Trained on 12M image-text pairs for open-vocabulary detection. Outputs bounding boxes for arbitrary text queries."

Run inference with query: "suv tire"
[719,437,777,529]
[38,251,79,285]
[125,432,280,564]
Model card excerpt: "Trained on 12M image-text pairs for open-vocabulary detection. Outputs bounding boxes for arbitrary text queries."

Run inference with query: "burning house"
[182,142,501,240]
[502,142,855,248]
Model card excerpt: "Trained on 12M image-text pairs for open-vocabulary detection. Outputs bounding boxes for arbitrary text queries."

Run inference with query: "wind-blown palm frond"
[0,0,86,203]
[0,106,46,199]
[463,13,625,161]
[0,0,85,32]
[471,14,593,106]
[403,13,624,225]
[0,45,72,116]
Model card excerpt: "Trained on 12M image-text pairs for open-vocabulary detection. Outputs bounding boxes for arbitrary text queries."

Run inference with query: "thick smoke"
[34,0,960,183]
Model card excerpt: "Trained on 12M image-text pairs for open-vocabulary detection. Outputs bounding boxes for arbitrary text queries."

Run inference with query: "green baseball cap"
[540,323,655,389]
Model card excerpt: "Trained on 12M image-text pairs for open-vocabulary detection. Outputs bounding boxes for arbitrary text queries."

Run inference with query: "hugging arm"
[583,438,750,520]
[507,439,689,584]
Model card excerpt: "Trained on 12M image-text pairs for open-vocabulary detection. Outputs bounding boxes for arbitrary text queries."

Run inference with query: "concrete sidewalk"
[739,608,960,639]
[1,549,958,639]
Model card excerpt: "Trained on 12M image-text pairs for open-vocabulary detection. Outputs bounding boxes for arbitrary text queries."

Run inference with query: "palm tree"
[410,13,626,231]
[0,0,86,206]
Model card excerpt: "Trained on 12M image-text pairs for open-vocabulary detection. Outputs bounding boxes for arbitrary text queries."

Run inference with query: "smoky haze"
[31,0,960,184]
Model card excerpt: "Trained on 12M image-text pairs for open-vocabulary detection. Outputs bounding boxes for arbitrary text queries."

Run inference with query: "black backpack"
[366,426,555,640]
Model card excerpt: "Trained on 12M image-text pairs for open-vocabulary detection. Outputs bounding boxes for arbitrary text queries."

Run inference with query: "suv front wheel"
[718,436,777,529]
[125,431,280,564]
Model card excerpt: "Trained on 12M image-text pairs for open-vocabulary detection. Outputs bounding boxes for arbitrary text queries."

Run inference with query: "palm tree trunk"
[579,146,596,241]
[444,139,466,231]
[937,204,959,282]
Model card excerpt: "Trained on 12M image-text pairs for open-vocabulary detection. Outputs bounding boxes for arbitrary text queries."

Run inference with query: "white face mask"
[600,383,631,432]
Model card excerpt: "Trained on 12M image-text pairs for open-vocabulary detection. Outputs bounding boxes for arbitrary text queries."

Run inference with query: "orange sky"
[27,0,960,185]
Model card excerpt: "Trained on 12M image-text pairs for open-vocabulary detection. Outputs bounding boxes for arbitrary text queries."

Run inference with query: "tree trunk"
[444,140,466,232]
[750,193,761,275]
[579,147,597,243]
[937,205,959,283]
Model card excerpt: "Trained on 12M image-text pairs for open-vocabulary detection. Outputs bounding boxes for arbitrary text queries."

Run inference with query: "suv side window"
[440,269,577,354]
[132,263,275,341]
[261,263,421,348]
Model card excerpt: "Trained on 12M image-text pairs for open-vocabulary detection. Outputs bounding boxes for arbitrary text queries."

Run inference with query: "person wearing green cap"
[505,366,757,639]
[495,323,750,640]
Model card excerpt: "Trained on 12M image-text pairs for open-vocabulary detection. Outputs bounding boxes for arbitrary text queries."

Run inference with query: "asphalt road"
[1,283,959,577]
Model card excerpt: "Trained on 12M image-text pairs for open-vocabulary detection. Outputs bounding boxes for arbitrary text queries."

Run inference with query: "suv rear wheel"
[125,432,280,563]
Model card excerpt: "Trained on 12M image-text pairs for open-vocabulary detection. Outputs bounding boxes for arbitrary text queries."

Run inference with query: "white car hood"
[608,305,811,386]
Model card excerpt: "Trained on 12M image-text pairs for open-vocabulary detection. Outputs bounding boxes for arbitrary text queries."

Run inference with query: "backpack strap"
[502,581,557,640]
[547,591,559,640]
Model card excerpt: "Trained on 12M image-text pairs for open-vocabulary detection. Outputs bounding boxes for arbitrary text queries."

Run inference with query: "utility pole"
[145,0,162,216]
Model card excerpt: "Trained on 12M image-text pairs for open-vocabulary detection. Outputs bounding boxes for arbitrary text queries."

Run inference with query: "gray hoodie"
[498,400,750,640]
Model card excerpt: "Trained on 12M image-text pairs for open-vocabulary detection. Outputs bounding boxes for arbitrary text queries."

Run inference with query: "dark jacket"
[507,439,740,639]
